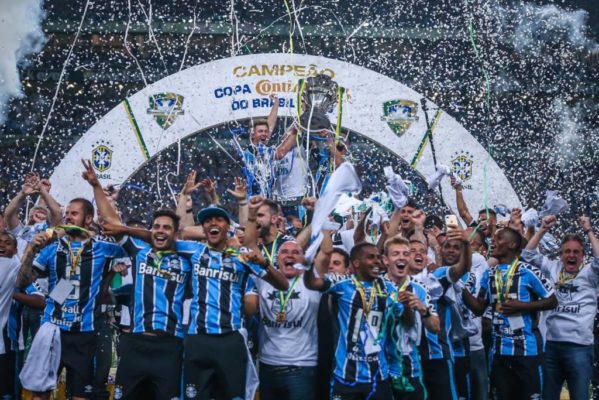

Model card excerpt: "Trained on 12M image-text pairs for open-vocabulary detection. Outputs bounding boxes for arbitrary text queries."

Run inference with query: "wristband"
[186,208,193,214]
[422,308,432,318]
[247,218,257,222]
[238,201,248,206]
[585,228,593,234]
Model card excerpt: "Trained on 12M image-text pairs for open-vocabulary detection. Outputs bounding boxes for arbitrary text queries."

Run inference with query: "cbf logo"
[91,139,114,179]
[381,99,419,137]
[147,92,185,129]
[451,150,474,189]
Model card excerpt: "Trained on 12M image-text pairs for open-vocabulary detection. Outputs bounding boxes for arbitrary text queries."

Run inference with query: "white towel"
[20,322,61,392]
[306,162,361,262]
[521,208,539,228]
[238,328,259,400]
[426,164,452,190]
[384,166,409,209]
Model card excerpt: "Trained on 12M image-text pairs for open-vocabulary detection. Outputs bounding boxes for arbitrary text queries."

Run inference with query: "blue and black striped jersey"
[177,241,267,335]
[480,260,554,356]
[323,274,403,384]
[34,237,126,332]
[418,266,456,361]
[120,237,191,338]
[387,277,432,378]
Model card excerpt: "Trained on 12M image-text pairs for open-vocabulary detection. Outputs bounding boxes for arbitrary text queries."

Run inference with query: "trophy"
[299,74,339,134]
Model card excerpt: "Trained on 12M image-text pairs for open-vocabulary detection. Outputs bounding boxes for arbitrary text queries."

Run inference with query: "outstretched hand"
[226,177,248,201]
[81,159,100,187]
[181,171,202,195]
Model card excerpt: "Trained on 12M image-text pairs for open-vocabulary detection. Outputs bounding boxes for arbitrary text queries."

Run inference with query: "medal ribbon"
[494,257,519,304]
[278,276,300,315]
[153,250,176,273]
[557,267,582,288]
[262,233,280,265]
[65,239,87,275]
[352,275,382,317]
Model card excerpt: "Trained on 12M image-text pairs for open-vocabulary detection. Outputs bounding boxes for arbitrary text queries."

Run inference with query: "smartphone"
[445,214,459,228]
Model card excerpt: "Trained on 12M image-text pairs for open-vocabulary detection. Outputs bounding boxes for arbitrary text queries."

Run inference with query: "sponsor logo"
[193,265,241,283]
[266,290,300,315]
[451,150,474,189]
[255,80,299,96]
[381,99,419,136]
[91,139,113,174]
[147,92,185,129]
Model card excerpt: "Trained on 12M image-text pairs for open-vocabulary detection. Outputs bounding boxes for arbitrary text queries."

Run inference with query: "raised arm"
[314,230,334,276]
[304,262,327,291]
[81,159,120,224]
[244,249,288,291]
[199,177,220,206]
[451,176,474,226]
[226,177,248,226]
[580,216,599,257]
[267,93,280,134]
[462,289,488,316]
[244,195,264,249]
[447,225,472,282]
[274,124,298,161]
[4,173,39,230]
[37,179,62,227]
[177,171,202,229]
[525,215,556,251]
[102,221,152,243]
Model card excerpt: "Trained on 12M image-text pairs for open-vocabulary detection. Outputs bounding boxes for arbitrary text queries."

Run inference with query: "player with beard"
[463,227,557,400]
[383,236,440,400]
[412,225,471,400]
[244,241,322,400]
[176,205,289,400]
[305,242,403,400]
[522,215,599,400]
[244,196,296,267]
[17,187,127,400]
[79,160,192,399]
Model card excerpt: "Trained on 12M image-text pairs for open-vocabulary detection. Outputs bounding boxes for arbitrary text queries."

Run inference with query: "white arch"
[49,53,520,212]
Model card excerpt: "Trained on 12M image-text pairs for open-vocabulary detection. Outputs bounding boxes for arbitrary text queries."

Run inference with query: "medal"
[276,276,299,323]
[276,312,286,322]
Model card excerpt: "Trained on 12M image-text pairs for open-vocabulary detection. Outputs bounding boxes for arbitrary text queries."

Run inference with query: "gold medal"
[276,312,286,322]
[495,303,502,313]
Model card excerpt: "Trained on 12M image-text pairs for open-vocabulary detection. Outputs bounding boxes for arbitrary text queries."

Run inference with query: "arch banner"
[49,53,520,212]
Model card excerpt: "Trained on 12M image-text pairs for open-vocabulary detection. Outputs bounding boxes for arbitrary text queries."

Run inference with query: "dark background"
[1,0,598,228]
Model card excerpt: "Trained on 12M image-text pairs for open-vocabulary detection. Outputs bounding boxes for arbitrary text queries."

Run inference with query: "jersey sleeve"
[24,278,48,297]
[520,249,557,278]
[245,277,258,296]
[96,240,128,259]
[322,273,352,294]
[32,244,56,274]
[118,235,148,257]
[523,264,554,299]
[479,269,491,303]
[176,240,205,259]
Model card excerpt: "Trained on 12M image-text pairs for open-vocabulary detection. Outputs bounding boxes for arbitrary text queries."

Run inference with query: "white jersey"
[248,274,321,366]
[468,253,489,352]
[521,249,599,346]
[0,256,20,354]
[272,147,309,201]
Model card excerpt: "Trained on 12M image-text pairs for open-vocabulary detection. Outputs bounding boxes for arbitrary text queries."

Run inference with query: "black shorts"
[454,356,471,400]
[60,330,97,398]
[114,333,183,400]
[331,378,393,400]
[391,375,426,400]
[421,358,458,400]
[183,331,248,400]
[490,354,542,400]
